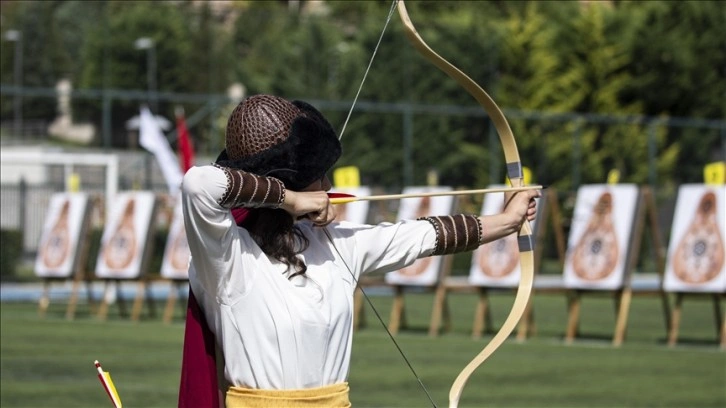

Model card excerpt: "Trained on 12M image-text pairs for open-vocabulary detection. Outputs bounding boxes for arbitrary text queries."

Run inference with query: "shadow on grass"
[662,336,723,347]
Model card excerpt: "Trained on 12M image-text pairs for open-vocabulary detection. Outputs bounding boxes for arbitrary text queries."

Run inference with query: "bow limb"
[397,1,535,407]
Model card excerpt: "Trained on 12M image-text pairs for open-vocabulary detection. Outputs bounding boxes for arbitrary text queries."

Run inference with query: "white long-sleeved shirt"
[181,165,437,390]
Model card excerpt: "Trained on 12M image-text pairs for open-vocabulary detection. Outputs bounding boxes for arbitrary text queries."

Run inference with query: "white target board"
[385,186,455,286]
[95,191,156,279]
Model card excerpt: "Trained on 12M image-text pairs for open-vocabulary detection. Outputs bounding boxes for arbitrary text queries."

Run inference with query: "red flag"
[176,112,195,172]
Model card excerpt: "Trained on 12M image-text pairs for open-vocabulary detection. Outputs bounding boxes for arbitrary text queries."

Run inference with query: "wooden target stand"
[162,279,189,323]
[37,275,95,319]
[353,190,458,335]
[508,187,566,340]
[352,276,382,331]
[96,196,159,322]
[96,276,158,321]
[38,259,98,320]
[663,181,726,349]
[427,187,567,339]
[564,187,671,347]
[391,254,456,336]
[156,196,190,324]
[37,195,98,320]
[352,255,456,336]
[667,292,725,348]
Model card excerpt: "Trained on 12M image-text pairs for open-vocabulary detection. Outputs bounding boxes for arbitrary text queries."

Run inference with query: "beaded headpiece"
[216,95,342,190]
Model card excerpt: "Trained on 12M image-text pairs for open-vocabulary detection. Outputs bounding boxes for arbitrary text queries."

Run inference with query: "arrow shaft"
[330,185,543,205]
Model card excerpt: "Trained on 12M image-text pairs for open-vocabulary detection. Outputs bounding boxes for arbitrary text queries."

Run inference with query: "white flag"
[139,106,183,195]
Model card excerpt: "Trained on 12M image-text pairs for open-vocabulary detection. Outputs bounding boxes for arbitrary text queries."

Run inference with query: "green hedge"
[0,230,23,281]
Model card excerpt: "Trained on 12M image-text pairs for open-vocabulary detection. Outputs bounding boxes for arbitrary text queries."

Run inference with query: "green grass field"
[1,292,724,408]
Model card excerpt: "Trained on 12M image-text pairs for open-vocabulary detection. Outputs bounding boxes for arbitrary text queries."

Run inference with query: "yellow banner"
[333,166,360,188]
[704,162,725,185]
[506,166,532,186]
[607,169,620,185]
[67,173,81,192]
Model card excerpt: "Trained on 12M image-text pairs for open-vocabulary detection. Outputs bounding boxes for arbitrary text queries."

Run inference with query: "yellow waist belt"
[226,382,351,408]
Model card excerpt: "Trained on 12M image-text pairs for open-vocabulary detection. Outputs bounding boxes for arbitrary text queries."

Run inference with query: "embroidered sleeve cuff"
[214,164,286,209]
[419,214,482,255]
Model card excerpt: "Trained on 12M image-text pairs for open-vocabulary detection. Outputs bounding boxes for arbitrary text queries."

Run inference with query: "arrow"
[95,360,123,408]
[328,185,544,205]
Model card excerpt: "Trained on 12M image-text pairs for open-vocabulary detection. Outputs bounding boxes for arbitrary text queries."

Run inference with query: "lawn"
[1,292,724,408]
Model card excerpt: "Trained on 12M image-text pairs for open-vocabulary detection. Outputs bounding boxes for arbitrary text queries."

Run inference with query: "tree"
[77,1,206,146]
[0,1,90,122]
[619,0,726,184]
[495,2,581,189]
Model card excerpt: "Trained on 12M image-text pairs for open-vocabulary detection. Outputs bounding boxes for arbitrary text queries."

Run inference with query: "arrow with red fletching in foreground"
[327,185,544,205]
[95,360,122,408]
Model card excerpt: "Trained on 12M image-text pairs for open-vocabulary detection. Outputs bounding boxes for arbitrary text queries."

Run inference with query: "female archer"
[178,94,538,407]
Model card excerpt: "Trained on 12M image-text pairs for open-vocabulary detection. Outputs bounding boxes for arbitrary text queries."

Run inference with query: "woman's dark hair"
[245,208,309,278]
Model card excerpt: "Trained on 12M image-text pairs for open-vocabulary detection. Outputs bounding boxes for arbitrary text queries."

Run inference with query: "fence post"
[102,93,112,149]
[403,106,413,187]
[572,120,582,190]
[208,100,218,153]
[648,121,658,189]
[18,177,27,255]
[488,121,500,185]
[145,153,153,189]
